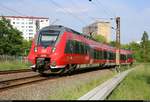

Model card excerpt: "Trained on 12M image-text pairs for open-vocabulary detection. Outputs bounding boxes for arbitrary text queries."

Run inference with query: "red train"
[28,25,133,74]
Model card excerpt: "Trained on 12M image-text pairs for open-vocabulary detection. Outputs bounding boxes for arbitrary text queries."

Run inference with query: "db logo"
[42,49,46,53]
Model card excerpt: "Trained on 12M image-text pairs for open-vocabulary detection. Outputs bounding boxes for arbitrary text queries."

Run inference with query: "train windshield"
[38,30,60,47]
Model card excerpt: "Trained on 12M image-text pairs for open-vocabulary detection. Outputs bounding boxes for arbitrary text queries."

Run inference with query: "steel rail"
[0,75,51,92]
[0,69,32,75]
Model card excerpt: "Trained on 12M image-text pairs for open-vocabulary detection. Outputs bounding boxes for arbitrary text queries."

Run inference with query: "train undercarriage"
[31,58,133,75]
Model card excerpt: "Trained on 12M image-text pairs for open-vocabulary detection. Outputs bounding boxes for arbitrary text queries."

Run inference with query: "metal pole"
[116,17,120,72]
[36,20,40,34]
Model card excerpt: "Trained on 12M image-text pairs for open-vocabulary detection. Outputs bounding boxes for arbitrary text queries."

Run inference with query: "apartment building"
[83,21,111,43]
[1,16,49,40]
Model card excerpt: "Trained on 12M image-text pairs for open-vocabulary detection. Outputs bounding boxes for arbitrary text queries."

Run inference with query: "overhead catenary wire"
[89,0,116,19]
[49,0,87,25]
[0,3,26,16]
[96,0,116,17]
[69,0,93,23]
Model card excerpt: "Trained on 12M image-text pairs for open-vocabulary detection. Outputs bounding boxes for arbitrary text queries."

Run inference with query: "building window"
[29,26,33,28]
[29,22,33,24]
[29,33,33,35]
[29,37,33,40]
[17,22,19,24]
[13,22,15,24]
[29,29,33,32]
[21,26,24,28]
[22,22,24,24]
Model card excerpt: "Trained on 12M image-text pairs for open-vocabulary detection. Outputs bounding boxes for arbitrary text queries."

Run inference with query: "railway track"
[0,74,58,92]
[0,66,116,92]
[0,69,32,75]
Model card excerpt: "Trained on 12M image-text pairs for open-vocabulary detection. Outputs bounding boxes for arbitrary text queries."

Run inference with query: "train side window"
[85,44,90,55]
[109,52,111,60]
[94,49,96,59]
[104,51,107,60]
[83,43,87,55]
[65,40,71,54]
[101,50,104,60]
[75,41,80,54]
[113,53,115,60]
[96,50,98,59]
[80,42,85,54]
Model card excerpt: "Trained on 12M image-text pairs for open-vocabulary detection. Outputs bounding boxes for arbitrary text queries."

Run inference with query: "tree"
[21,40,32,56]
[92,34,106,43]
[0,16,23,55]
[109,40,116,47]
[141,31,149,62]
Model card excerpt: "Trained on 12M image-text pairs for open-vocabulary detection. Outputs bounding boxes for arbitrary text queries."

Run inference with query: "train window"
[74,41,80,54]
[78,42,82,54]
[99,51,101,59]
[85,44,90,55]
[97,50,99,59]
[100,50,104,60]
[80,42,85,54]
[38,30,60,47]
[120,54,126,60]
[104,51,107,60]
[109,52,111,60]
[65,40,72,54]
[113,53,116,60]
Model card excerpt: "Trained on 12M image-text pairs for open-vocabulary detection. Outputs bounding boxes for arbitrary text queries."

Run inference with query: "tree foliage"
[113,31,150,62]
[92,34,106,43]
[140,31,149,62]
[0,16,31,56]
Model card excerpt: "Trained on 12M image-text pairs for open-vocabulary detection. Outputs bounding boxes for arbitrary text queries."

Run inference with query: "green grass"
[108,64,150,100]
[0,61,31,71]
[48,70,116,100]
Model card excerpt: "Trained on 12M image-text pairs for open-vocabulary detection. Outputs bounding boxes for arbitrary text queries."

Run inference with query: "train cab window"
[38,30,60,47]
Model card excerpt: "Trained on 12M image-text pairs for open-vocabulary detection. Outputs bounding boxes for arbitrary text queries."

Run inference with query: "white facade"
[2,16,49,40]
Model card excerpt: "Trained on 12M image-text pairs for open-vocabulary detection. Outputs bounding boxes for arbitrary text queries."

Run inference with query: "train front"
[28,26,64,74]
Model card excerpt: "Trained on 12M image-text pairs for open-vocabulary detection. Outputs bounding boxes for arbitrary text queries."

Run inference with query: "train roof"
[40,25,91,38]
[40,25,133,54]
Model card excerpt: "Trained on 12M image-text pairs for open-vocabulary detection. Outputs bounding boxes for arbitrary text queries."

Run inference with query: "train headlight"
[52,47,56,53]
[34,47,37,52]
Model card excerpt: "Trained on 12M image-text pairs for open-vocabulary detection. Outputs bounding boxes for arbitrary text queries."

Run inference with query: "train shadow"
[41,66,116,77]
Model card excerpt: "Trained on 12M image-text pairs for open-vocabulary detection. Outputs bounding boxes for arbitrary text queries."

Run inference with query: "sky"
[0,0,150,44]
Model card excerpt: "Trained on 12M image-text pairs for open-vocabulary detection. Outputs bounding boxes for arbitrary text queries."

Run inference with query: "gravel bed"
[0,72,39,82]
[0,69,114,100]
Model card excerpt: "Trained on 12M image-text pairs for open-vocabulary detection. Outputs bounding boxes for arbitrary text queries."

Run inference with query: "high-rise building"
[0,16,49,40]
[82,21,111,43]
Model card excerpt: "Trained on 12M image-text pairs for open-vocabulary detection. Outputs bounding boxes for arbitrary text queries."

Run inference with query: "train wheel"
[67,64,77,75]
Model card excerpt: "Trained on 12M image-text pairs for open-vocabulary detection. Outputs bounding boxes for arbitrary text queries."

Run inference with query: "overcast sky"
[0,0,150,44]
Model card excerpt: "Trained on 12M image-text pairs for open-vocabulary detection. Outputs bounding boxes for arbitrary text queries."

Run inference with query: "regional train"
[28,25,133,74]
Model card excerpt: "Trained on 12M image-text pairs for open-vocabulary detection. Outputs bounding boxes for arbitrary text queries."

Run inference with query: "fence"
[0,55,29,63]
